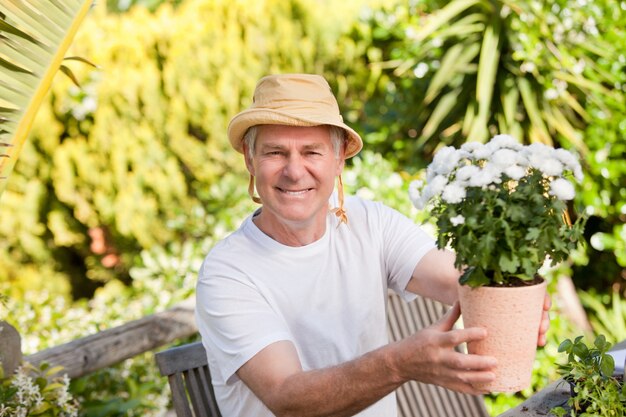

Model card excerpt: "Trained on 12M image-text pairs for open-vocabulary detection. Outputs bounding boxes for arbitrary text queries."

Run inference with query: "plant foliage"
[0,0,93,199]
[552,335,626,417]
[410,135,586,287]
[0,361,78,417]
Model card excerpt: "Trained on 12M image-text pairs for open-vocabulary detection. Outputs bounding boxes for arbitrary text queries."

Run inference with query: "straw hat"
[227,74,363,158]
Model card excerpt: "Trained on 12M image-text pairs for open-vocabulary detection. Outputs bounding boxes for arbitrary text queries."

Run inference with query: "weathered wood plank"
[0,321,22,376]
[24,298,197,378]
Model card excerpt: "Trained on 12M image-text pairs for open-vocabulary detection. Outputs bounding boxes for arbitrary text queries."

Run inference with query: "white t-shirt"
[195,196,436,417]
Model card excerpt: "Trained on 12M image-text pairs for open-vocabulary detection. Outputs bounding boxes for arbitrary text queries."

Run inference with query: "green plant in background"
[552,335,626,417]
[0,236,207,416]
[332,0,625,295]
[0,0,377,301]
[0,362,79,417]
[337,0,622,161]
[579,289,626,345]
[0,0,94,199]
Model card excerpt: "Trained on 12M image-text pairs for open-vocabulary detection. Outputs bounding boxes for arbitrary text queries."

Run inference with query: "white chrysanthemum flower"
[442,182,466,204]
[408,180,423,207]
[504,164,527,180]
[450,214,465,226]
[470,163,503,187]
[455,165,480,182]
[554,148,583,181]
[489,134,522,150]
[461,141,483,153]
[429,175,449,197]
[491,148,518,167]
[524,143,553,159]
[472,144,494,160]
[516,152,530,168]
[432,146,462,175]
[537,157,564,177]
[549,178,576,200]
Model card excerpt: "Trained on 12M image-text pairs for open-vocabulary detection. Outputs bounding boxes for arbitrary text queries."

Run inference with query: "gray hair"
[243,125,346,160]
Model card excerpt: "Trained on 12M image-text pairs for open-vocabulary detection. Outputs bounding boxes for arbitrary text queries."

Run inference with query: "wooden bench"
[156,292,489,417]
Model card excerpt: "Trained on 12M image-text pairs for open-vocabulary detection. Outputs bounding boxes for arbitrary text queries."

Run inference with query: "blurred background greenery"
[0,0,624,415]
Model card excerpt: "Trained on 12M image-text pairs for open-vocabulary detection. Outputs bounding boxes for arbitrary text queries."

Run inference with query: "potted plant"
[409,134,585,392]
[551,335,625,416]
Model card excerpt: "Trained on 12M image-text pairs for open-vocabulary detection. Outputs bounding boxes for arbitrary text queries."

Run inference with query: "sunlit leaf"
[412,0,481,42]
[467,16,500,142]
[0,0,94,198]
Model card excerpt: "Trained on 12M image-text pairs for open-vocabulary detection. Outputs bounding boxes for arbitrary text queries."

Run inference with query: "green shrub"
[0,0,362,299]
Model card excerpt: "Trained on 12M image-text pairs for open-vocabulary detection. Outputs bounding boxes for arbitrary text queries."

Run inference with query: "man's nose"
[282,153,306,179]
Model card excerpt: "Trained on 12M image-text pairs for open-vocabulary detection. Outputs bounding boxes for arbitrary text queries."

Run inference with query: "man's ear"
[243,144,255,176]
[336,144,346,175]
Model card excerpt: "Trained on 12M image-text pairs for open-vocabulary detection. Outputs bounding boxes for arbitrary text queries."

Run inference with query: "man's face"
[245,124,345,232]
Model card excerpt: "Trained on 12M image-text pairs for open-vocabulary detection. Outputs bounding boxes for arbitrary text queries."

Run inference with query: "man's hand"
[390,301,497,396]
[236,302,497,417]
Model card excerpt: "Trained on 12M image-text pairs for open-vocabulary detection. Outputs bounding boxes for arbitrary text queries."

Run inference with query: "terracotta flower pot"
[458,279,547,392]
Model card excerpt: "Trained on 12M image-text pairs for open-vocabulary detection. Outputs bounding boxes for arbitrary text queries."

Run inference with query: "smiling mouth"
[277,187,313,196]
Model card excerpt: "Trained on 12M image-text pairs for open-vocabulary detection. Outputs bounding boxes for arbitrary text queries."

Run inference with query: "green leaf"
[525,227,541,241]
[0,0,94,199]
[467,14,500,142]
[600,354,615,377]
[558,339,573,353]
[459,266,490,287]
[411,0,482,42]
[573,342,589,359]
[498,253,520,273]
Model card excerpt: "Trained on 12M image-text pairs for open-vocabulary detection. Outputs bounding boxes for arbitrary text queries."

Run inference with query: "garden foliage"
[0,0,625,415]
[0,0,356,299]
[332,0,626,290]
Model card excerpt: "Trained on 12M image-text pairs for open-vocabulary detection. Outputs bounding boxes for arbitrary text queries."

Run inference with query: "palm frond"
[0,0,93,198]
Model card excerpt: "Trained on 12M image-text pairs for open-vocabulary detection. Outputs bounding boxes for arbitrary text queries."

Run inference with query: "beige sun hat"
[227,74,363,158]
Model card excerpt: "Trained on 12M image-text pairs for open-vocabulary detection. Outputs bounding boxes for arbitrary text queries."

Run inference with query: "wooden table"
[498,339,626,417]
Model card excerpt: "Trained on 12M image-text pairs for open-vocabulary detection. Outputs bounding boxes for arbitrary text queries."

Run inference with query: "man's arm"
[237,302,497,417]
[405,247,461,305]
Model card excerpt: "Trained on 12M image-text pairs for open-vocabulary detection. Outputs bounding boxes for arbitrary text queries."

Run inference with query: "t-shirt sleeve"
[376,203,436,301]
[195,253,293,384]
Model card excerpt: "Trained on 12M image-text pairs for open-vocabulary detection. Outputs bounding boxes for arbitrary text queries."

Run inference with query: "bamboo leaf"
[554,71,612,95]
[424,42,479,104]
[543,105,588,156]
[468,15,500,142]
[0,0,94,198]
[517,77,551,144]
[412,0,482,42]
[418,88,461,145]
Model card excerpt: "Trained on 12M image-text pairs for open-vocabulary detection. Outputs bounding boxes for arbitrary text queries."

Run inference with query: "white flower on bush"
[549,178,576,200]
[442,182,467,204]
[0,364,78,417]
[450,215,465,226]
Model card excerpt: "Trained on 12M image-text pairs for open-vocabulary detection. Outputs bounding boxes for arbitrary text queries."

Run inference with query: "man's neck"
[252,211,327,247]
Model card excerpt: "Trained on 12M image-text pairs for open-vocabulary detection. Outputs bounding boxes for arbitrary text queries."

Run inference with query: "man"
[195,74,550,417]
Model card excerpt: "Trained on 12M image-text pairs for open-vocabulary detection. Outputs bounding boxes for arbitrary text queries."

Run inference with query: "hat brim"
[228,108,363,159]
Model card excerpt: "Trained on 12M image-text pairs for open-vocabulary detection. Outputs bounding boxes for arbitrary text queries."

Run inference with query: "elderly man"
[195,74,549,417]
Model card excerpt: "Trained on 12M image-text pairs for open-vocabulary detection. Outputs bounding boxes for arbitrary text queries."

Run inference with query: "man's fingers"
[443,350,497,371]
[433,302,461,331]
[543,293,552,310]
